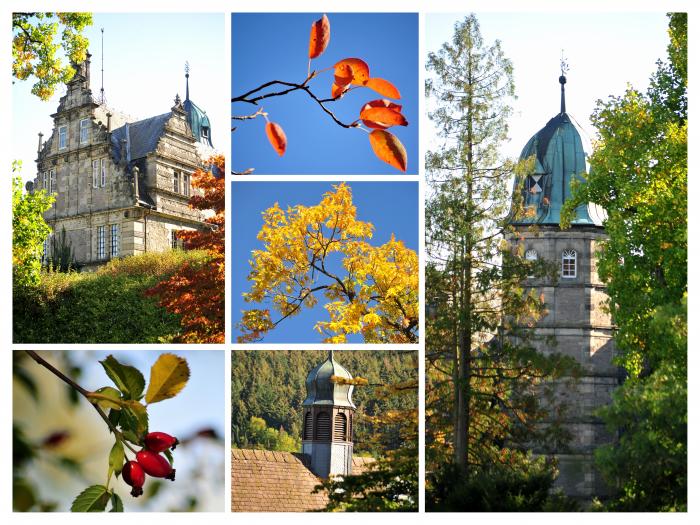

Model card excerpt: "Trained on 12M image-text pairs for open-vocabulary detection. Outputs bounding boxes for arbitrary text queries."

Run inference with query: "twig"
[24,350,138,454]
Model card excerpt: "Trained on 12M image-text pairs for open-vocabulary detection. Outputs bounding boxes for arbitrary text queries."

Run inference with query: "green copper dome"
[303,351,355,408]
[511,75,595,226]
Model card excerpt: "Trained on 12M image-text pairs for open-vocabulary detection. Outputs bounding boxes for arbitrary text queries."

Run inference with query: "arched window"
[562,249,577,278]
[334,413,347,441]
[303,411,313,440]
[315,412,331,440]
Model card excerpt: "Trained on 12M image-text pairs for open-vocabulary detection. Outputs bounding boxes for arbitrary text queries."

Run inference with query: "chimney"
[132,166,140,204]
[37,132,44,155]
[119,138,127,168]
[106,112,112,132]
[301,350,355,478]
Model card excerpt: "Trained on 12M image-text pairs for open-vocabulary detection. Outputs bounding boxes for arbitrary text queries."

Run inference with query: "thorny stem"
[24,350,138,454]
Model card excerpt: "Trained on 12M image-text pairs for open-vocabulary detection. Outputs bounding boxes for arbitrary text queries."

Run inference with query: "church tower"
[508,70,617,499]
[301,351,356,479]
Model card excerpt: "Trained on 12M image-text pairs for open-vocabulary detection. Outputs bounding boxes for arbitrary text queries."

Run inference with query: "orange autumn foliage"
[265,122,287,156]
[147,155,225,343]
[369,130,407,172]
[308,14,330,59]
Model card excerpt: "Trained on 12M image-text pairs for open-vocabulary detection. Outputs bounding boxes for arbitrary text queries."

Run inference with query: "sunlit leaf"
[308,14,330,59]
[334,58,370,86]
[99,355,145,400]
[360,104,408,129]
[369,130,407,172]
[70,485,110,512]
[334,62,353,88]
[94,386,122,411]
[108,439,124,478]
[265,122,287,157]
[121,401,149,438]
[331,82,348,99]
[366,77,401,99]
[145,353,190,404]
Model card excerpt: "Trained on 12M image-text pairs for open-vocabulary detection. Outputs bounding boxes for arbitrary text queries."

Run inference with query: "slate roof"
[110,113,171,163]
[231,449,375,512]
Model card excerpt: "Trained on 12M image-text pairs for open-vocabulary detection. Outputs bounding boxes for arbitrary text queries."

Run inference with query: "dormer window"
[562,249,577,278]
[58,125,68,150]
[80,119,90,144]
[201,126,210,140]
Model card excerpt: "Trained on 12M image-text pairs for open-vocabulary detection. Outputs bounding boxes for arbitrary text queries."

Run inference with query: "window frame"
[100,158,107,188]
[525,249,538,278]
[173,170,180,193]
[97,225,106,259]
[110,224,120,258]
[562,249,577,279]
[58,125,68,150]
[49,170,56,194]
[92,160,99,188]
[79,118,90,144]
[183,173,190,197]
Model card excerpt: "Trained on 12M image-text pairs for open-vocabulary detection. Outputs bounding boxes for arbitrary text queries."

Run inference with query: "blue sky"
[231,181,418,343]
[231,13,418,175]
[12,13,225,182]
[425,12,670,160]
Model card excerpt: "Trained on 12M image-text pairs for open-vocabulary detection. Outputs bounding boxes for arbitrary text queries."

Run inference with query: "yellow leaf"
[145,354,190,404]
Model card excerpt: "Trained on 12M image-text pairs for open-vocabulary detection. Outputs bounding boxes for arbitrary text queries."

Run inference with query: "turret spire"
[185,61,190,102]
[559,51,569,115]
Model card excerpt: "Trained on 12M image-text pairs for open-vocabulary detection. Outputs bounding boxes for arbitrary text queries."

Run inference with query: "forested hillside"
[231,350,417,456]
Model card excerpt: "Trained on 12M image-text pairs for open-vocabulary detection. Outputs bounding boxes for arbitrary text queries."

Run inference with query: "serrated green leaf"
[99,355,145,400]
[121,429,141,445]
[109,492,123,512]
[145,353,190,404]
[108,440,125,478]
[121,401,149,439]
[70,485,110,512]
[95,386,122,411]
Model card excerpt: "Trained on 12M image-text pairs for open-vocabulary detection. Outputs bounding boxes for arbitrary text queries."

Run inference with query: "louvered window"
[303,411,313,440]
[334,413,347,441]
[315,412,331,440]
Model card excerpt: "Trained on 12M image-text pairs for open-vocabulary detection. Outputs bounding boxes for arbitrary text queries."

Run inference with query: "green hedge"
[13,251,209,344]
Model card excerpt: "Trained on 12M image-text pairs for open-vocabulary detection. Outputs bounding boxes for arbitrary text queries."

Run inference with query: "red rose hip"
[136,449,176,481]
[122,460,145,497]
[145,431,179,452]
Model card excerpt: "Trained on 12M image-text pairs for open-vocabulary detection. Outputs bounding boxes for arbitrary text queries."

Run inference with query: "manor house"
[31,54,215,269]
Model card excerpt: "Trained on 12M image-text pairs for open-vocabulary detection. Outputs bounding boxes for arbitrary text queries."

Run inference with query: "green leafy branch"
[25,351,190,512]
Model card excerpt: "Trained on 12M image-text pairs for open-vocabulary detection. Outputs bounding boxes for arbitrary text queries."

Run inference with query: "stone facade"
[31,55,214,269]
[508,225,618,499]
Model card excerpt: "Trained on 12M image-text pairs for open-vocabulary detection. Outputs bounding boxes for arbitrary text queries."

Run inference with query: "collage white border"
[1,0,697,523]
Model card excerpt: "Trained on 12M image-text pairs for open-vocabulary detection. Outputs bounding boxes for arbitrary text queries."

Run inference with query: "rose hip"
[144,431,179,452]
[136,449,175,481]
[122,460,145,497]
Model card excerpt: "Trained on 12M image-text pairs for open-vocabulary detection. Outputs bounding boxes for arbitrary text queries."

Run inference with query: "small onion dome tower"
[510,69,604,227]
[182,62,213,148]
[301,350,356,478]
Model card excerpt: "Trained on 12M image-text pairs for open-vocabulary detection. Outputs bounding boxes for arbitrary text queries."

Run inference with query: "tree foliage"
[232,13,409,173]
[424,15,579,509]
[231,350,416,459]
[562,13,687,511]
[12,12,93,100]
[238,183,418,343]
[147,155,225,343]
[12,161,54,287]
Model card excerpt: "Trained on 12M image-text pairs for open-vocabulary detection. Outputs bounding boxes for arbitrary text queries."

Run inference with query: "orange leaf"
[331,82,348,99]
[369,130,407,172]
[265,122,287,156]
[334,58,370,86]
[308,14,330,59]
[366,77,401,99]
[360,104,408,129]
[334,63,353,88]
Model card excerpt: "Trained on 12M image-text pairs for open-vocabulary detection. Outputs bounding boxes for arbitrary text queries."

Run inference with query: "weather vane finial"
[559,50,568,114]
[185,61,190,101]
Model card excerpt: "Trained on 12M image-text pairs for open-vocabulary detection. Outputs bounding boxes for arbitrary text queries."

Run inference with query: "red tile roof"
[231,449,375,512]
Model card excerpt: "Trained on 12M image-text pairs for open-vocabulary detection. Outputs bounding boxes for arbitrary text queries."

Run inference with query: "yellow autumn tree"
[238,183,418,343]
